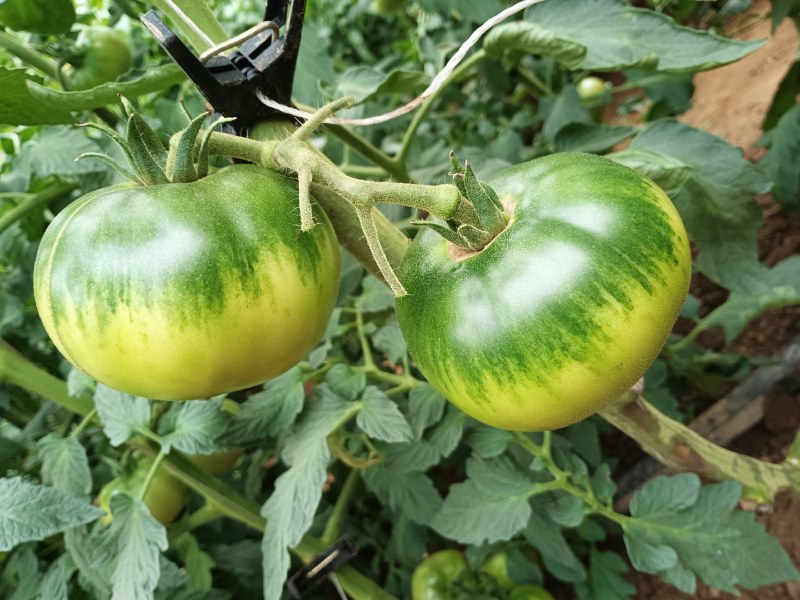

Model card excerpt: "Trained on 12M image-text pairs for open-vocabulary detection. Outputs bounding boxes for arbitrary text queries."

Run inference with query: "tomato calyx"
[77,98,231,186]
[413,151,508,252]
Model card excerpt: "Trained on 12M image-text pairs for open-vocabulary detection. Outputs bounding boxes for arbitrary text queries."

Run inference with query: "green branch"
[599,390,797,501]
[0,180,77,235]
[0,30,60,79]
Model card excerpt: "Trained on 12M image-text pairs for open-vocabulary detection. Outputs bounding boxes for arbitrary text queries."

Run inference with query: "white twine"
[256,0,545,126]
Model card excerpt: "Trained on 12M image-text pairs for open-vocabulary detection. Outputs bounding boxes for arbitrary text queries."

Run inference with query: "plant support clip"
[286,535,359,598]
[140,0,306,133]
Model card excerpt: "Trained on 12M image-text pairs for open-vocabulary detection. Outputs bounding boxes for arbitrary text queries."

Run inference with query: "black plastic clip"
[140,0,306,133]
[286,535,359,598]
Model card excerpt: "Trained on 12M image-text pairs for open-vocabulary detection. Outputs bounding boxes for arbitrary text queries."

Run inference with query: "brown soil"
[618,2,800,598]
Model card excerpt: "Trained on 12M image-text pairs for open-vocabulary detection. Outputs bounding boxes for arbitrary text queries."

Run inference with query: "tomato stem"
[321,468,361,545]
[0,180,77,236]
[0,30,60,79]
[138,449,166,503]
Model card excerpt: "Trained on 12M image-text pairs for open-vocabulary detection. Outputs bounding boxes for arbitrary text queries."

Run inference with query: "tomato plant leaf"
[763,62,799,131]
[260,437,330,600]
[355,274,395,313]
[428,406,465,459]
[174,532,215,592]
[590,464,617,506]
[624,474,800,594]
[539,85,591,141]
[381,439,441,472]
[524,509,587,582]
[0,477,104,551]
[324,363,366,401]
[554,123,636,154]
[292,21,336,105]
[107,493,168,600]
[94,384,151,446]
[0,0,74,34]
[0,546,41,598]
[761,103,800,209]
[575,549,635,600]
[37,554,73,600]
[332,66,430,104]
[13,126,107,186]
[220,367,305,446]
[372,324,407,365]
[432,457,538,545]
[408,384,446,438]
[467,425,513,459]
[361,465,443,525]
[483,20,586,69]
[0,68,75,126]
[534,491,585,528]
[521,0,764,72]
[158,398,230,455]
[357,386,414,443]
[36,433,92,499]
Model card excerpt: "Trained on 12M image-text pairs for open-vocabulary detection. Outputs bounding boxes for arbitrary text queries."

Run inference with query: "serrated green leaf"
[355,274,395,312]
[158,398,230,454]
[357,387,414,443]
[534,491,584,528]
[381,439,441,472]
[540,85,591,141]
[336,66,430,104]
[428,406,464,459]
[174,533,215,591]
[432,457,537,544]
[554,123,636,154]
[524,510,587,582]
[483,20,586,68]
[609,147,692,197]
[324,364,366,401]
[467,425,513,458]
[575,550,635,600]
[36,554,73,600]
[63,524,115,597]
[0,477,104,551]
[0,0,74,34]
[0,68,75,126]
[14,126,106,186]
[407,384,446,439]
[2,545,42,599]
[281,384,352,465]
[108,493,168,600]
[590,464,617,506]
[624,474,800,594]
[761,102,800,208]
[37,433,92,499]
[362,465,442,525]
[763,62,799,131]
[522,0,764,72]
[94,384,151,446]
[220,367,305,446]
[372,324,407,364]
[260,438,329,599]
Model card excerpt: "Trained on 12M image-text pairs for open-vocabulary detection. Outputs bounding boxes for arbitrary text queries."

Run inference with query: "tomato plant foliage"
[0,1,799,600]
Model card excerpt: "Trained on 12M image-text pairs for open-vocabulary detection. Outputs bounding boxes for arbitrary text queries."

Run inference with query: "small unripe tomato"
[62,27,131,91]
[97,459,187,525]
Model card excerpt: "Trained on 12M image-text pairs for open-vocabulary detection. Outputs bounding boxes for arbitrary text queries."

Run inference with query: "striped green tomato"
[34,165,340,400]
[396,153,690,431]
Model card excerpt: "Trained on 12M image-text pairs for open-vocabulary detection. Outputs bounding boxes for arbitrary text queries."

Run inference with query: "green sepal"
[166,111,208,183]
[456,223,491,250]
[463,161,504,220]
[125,110,168,185]
[412,220,470,247]
[77,122,137,173]
[76,152,138,182]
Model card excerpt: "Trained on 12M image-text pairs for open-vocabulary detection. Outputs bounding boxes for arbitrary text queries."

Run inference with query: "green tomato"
[510,584,554,600]
[34,165,341,400]
[63,27,131,91]
[480,552,514,589]
[98,460,187,525]
[396,153,691,431]
[576,76,608,104]
[371,0,404,15]
[187,448,244,474]
[411,550,468,600]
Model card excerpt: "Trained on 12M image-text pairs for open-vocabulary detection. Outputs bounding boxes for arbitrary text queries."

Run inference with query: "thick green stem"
[599,391,796,500]
[0,180,77,235]
[325,123,411,182]
[322,468,360,545]
[0,340,94,416]
[138,449,166,502]
[27,65,187,112]
[0,30,60,79]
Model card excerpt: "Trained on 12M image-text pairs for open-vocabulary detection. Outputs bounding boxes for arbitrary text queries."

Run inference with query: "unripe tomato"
[371,0,404,15]
[62,27,131,91]
[187,448,244,474]
[411,550,468,600]
[34,165,341,400]
[98,460,187,525]
[396,153,691,431]
[576,76,608,104]
[480,552,514,589]
[510,584,554,600]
